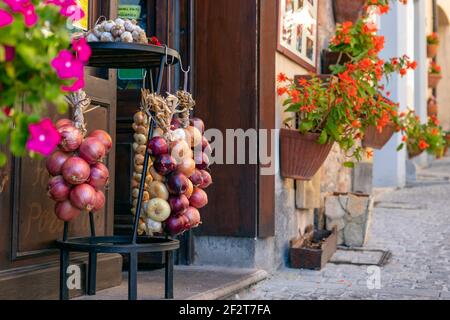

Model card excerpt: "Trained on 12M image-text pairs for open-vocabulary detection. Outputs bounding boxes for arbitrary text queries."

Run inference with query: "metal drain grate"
[329,247,391,267]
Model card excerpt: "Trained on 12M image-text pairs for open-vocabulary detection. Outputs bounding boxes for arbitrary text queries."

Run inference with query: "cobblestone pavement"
[236,158,450,300]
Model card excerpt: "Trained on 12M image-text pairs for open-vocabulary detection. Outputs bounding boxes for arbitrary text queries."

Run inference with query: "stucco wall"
[274,0,353,263]
[436,1,450,131]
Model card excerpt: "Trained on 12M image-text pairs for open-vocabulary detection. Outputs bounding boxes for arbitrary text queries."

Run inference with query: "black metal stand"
[56,43,180,300]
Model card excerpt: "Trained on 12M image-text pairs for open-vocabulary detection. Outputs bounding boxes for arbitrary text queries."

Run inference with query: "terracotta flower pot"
[428,73,442,89]
[427,44,439,58]
[362,123,396,150]
[427,100,438,117]
[333,0,366,24]
[280,129,334,181]
[321,50,352,74]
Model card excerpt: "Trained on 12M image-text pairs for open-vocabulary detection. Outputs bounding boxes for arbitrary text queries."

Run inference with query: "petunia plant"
[0,0,89,166]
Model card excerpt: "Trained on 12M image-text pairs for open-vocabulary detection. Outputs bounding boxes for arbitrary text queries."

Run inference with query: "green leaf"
[318,130,328,144]
[343,161,355,168]
[16,43,38,68]
[397,143,405,152]
[300,121,314,133]
[0,152,6,167]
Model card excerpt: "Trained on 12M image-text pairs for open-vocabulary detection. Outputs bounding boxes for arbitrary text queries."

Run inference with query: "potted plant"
[398,111,446,159]
[427,32,439,58]
[429,62,442,89]
[277,74,337,180]
[427,96,438,117]
[0,0,88,167]
[328,19,415,150]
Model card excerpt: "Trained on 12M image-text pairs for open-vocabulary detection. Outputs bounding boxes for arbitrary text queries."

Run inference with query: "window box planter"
[332,0,366,24]
[289,226,337,270]
[427,44,439,58]
[321,50,351,75]
[408,149,424,159]
[362,122,396,150]
[428,73,442,89]
[280,129,334,181]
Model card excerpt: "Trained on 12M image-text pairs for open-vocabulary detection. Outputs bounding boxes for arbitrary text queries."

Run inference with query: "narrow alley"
[237,158,450,300]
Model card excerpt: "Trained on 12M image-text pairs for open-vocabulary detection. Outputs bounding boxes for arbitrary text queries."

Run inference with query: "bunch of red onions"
[46,119,112,222]
[143,117,212,237]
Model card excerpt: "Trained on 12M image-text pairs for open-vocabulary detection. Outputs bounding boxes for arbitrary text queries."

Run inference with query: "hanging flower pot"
[333,0,366,24]
[362,123,396,150]
[280,129,334,181]
[427,33,439,58]
[428,73,442,89]
[321,50,352,74]
[427,97,438,117]
[427,44,439,58]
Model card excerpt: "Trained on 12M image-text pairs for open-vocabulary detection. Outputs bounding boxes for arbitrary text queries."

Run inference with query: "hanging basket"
[280,129,334,181]
[427,44,439,58]
[427,99,438,117]
[333,0,366,24]
[428,74,442,89]
[321,50,352,74]
[362,123,396,150]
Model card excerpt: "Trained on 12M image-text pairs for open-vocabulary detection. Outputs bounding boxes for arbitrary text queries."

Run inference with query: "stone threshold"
[75,266,268,300]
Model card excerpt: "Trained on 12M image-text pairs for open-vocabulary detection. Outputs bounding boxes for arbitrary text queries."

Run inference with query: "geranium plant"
[278,8,415,164]
[0,0,89,167]
[366,0,408,15]
[427,32,439,46]
[398,111,445,158]
[429,61,442,75]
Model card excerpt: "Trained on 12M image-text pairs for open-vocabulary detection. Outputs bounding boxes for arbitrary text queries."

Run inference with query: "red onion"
[58,125,83,152]
[189,188,208,209]
[62,157,91,185]
[189,169,204,187]
[171,118,182,130]
[79,137,106,164]
[169,195,189,215]
[190,117,205,134]
[165,214,190,236]
[47,176,71,202]
[154,154,176,176]
[199,170,213,189]
[56,119,74,129]
[93,190,106,212]
[167,172,189,195]
[148,137,169,157]
[88,162,110,189]
[70,183,97,211]
[55,200,81,222]
[202,136,212,154]
[185,207,202,228]
[89,130,113,153]
[195,152,210,170]
[46,151,71,176]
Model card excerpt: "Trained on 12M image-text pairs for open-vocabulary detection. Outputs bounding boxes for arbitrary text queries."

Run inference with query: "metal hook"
[179,58,191,92]
[164,45,176,66]
[142,70,148,90]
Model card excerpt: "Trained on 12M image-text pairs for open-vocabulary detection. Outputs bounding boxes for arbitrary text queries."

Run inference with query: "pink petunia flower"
[72,38,91,63]
[62,77,84,92]
[46,0,85,21]
[2,107,13,117]
[21,3,37,27]
[0,9,14,27]
[26,118,62,156]
[5,46,15,61]
[51,49,84,79]
[3,0,30,13]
